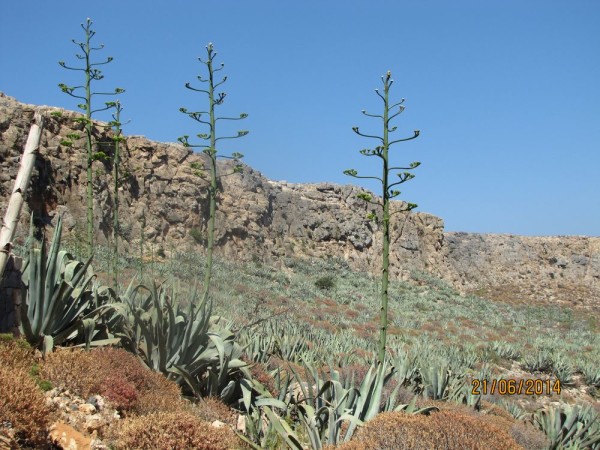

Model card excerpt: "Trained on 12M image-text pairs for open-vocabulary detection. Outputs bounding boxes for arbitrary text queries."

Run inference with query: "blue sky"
[1,1,599,236]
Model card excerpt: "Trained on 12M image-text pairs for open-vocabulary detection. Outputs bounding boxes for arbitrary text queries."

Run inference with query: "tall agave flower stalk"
[106,100,127,294]
[58,18,125,256]
[179,43,248,304]
[344,71,420,365]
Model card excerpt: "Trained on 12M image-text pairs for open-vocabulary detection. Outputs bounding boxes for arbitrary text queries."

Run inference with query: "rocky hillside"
[1,92,599,307]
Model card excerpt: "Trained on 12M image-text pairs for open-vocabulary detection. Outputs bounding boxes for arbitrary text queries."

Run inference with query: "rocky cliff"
[1,93,599,307]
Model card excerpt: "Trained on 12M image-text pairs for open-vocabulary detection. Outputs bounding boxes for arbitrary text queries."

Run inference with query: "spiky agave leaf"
[19,215,115,355]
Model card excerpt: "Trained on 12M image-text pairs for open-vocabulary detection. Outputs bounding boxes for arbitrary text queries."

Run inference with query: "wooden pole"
[0,111,44,278]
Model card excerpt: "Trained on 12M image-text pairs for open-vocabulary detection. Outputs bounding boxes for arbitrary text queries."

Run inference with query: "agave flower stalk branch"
[58,18,125,256]
[344,71,420,365]
[107,100,127,294]
[180,43,248,305]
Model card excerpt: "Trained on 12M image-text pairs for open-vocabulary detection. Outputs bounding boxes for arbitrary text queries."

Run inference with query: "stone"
[236,414,246,433]
[86,395,105,412]
[49,421,91,450]
[77,403,96,415]
[83,414,105,433]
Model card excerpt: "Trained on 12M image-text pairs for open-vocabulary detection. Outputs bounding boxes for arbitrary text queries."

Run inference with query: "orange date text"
[471,378,561,396]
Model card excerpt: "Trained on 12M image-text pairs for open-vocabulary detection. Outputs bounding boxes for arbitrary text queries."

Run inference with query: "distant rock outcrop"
[1,93,598,307]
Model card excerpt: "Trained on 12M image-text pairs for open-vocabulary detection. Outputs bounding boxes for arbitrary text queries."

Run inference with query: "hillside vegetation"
[2,235,599,449]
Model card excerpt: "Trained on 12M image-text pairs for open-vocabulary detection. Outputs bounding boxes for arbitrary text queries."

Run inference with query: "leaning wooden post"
[0,111,44,278]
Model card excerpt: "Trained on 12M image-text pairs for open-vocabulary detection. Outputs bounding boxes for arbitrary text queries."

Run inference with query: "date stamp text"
[471,378,561,396]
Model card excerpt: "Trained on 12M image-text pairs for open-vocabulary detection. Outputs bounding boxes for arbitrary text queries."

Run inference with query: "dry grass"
[0,335,35,372]
[0,339,55,448]
[332,409,524,450]
[107,410,241,450]
[194,396,238,426]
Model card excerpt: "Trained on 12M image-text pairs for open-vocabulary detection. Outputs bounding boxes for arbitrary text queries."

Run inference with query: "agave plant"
[491,340,522,360]
[19,216,116,355]
[236,373,292,448]
[552,353,575,387]
[499,399,527,421]
[521,348,554,373]
[240,332,278,364]
[533,403,600,450]
[390,349,419,388]
[580,359,600,388]
[115,281,249,403]
[260,360,436,449]
[419,363,467,401]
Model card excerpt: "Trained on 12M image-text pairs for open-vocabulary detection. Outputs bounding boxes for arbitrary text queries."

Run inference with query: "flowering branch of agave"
[344,71,421,366]
[106,100,129,295]
[58,18,125,257]
[179,43,249,306]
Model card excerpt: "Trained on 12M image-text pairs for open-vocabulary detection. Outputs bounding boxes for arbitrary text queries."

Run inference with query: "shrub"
[101,374,139,413]
[336,410,522,450]
[190,226,205,245]
[41,348,101,396]
[0,335,35,372]
[42,347,181,414]
[108,410,240,450]
[133,387,186,416]
[315,275,336,291]
[0,364,55,448]
[194,397,238,426]
[509,422,550,450]
[0,336,56,446]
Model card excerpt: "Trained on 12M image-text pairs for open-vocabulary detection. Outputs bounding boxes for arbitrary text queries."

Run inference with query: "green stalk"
[344,71,420,366]
[203,54,218,304]
[179,43,249,306]
[58,18,124,257]
[111,101,122,294]
[140,213,145,280]
[379,78,390,364]
[84,28,94,257]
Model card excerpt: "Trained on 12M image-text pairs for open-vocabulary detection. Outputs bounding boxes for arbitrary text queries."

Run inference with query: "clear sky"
[1,1,599,236]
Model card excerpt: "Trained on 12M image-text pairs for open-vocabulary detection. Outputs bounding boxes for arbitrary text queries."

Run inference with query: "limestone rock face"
[443,232,600,307]
[1,92,598,306]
